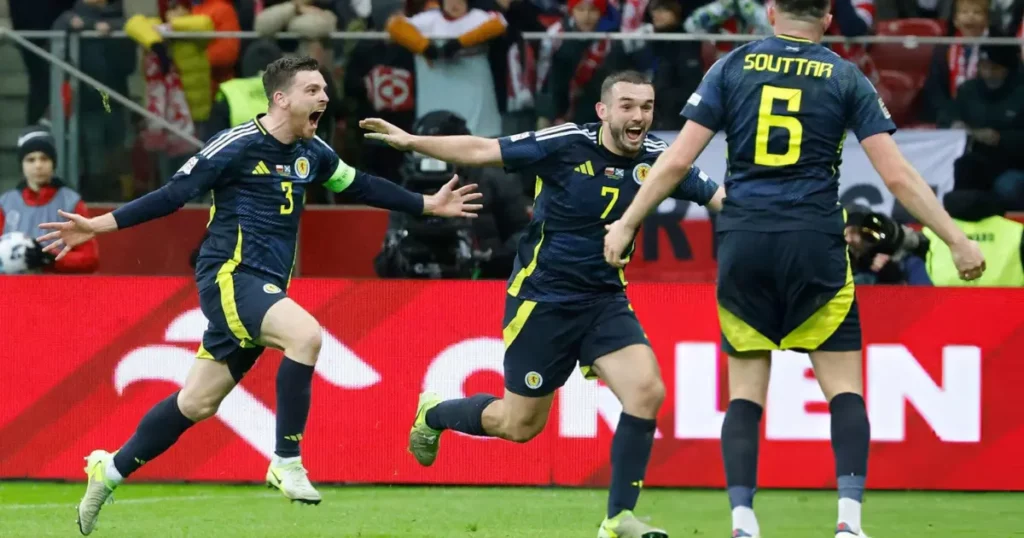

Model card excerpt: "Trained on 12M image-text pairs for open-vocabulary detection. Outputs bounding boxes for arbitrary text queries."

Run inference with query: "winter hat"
[17,126,57,164]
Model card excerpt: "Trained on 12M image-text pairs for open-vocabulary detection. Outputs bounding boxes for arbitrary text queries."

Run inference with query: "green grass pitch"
[1,482,1022,537]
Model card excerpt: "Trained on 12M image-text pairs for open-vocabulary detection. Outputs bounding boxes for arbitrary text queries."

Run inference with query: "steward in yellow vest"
[205,40,283,136]
[924,190,1024,287]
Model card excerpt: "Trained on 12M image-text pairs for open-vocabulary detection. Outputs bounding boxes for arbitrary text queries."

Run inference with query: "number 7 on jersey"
[754,85,803,167]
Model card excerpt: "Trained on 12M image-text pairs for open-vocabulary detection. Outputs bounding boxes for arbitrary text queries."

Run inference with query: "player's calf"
[811,350,870,536]
[592,345,665,521]
[721,353,772,538]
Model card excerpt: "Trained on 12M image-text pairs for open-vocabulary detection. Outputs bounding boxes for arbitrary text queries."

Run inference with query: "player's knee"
[176,389,222,422]
[504,420,545,443]
[286,323,322,363]
[621,374,666,417]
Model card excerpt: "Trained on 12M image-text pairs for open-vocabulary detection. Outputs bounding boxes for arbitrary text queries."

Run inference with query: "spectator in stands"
[943,44,1024,210]
[828,0,887,99]
[387,0,508,137]
[614,0,704,131]
[920,0,989,123]
[535,0,612,128]
[254,0,338,64]
[9,0,73,125]
[683,0,772,59]
[345,1,416,180]
[0,127,98,274]
[53,0,137,201]
[923,189,1024,286]
[126,0,240,132]
[206,40,284,137]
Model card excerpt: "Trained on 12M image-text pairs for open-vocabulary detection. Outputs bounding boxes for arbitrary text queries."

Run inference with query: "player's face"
[572,2,602,32]
[280,69,329,140]
[21,151,54,186]
[599,82,654,155]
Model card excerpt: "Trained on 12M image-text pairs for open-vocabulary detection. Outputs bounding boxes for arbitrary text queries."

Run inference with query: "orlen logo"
[422,340,982,443]
[114,308,381,459]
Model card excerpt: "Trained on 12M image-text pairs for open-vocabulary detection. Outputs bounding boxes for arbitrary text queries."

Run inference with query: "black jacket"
[943,69,1024,171]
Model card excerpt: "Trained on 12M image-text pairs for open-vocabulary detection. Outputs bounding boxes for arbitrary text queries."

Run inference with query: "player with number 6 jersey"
[603,0,987,535]
[362,70,724,538]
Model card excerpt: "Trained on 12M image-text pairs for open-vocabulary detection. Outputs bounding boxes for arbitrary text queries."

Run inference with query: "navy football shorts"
[716,230,862,355]
[502,294,650,397]
[195,266,287,380]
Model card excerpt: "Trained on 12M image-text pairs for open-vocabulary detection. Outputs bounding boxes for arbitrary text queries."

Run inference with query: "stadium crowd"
[2,0,1022,284]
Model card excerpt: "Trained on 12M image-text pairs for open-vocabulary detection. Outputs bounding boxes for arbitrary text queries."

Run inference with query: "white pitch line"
[0,493,279,510]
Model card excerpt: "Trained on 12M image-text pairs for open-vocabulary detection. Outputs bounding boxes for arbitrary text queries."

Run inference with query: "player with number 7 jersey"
[362,70,725,538]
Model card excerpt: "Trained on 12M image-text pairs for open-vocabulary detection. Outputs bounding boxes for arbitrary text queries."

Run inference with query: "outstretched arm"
[38,149,229,259]
[315,138,482,217]
[360,118,504,167]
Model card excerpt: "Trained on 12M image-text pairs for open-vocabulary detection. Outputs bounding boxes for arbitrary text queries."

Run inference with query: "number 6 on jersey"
[754,85,803,167]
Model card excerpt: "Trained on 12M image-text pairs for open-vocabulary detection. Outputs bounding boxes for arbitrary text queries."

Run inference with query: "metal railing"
[0,28,1020,189]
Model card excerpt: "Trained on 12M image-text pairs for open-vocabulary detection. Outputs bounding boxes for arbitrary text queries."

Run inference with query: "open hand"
[36,209,97,261]
[424,175,483,218]
[360,118,414,151]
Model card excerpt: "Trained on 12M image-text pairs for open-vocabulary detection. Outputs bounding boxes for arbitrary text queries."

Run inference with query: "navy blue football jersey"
[170,116,354,284]
[497,122,720,302]
[682,34,897,234]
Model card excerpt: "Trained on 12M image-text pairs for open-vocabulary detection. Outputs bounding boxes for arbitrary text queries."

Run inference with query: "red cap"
[568,0,608,15]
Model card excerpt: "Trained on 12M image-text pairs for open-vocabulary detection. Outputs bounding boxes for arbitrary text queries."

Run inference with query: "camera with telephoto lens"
[377,111,478,279]
[846,206,930,276]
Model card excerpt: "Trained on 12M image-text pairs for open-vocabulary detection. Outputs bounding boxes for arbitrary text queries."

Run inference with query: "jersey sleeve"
[497,124,583,174]
[847,69,897,141]
[111,138,238,229]
[681,58,727,131]
[669,165,720,205]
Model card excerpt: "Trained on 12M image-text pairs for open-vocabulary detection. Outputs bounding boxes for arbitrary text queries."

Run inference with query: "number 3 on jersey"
[754,85,803,167]
[280,181,294,215]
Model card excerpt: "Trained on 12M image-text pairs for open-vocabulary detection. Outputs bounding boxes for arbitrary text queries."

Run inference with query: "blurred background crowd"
[0,0,1020,285]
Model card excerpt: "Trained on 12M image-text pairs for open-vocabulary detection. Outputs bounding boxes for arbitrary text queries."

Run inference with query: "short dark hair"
[261,56,321,101]
[600,70,653,101]
[774,0,830,21]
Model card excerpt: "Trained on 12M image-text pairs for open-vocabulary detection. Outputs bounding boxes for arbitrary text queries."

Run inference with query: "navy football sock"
[275,358,315,458]
[607,413,657,518]
[721,399,763,510]
[830,392,870,500]
[424,394,497,436]
[113,391,194,478]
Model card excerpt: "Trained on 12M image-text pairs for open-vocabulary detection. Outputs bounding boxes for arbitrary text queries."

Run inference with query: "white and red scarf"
[141,51,196,156]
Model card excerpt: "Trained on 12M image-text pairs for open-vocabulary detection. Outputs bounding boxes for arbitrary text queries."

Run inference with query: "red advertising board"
[2,278,1023,490]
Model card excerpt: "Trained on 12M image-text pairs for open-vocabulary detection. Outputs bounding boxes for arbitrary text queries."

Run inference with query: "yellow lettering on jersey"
[280,181,294,215]
[744,53,833,79]
[600,186,619,219]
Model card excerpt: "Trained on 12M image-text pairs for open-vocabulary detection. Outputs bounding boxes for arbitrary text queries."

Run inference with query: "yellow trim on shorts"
[215,224,255,348]
[196,343,215,360]
[780,250,855,350]
[718,303,779,352]
[507,222,545,297]
[502,299,537,349]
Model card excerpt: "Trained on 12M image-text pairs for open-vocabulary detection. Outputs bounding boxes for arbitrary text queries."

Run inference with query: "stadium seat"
[873,18,944,75]
[877,18,945,37]
[879,70,919,126]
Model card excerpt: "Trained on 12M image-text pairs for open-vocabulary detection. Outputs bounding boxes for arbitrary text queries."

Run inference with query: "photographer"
[374,110,529,279]
[844,205,932,285]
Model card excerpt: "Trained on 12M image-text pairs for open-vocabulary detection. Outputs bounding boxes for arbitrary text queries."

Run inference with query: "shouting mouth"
[309,109,324,128]
[625,126,644,142]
